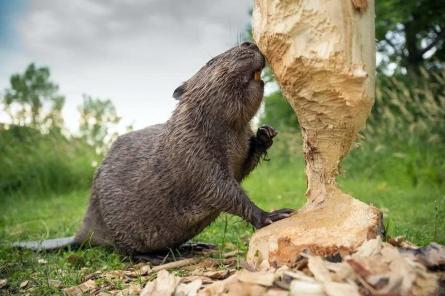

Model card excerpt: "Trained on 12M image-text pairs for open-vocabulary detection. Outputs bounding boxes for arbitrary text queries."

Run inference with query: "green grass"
[0,126,99,194]
[1,138,444,294]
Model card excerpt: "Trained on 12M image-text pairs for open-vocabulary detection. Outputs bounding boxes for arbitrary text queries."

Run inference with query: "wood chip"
[62,279,97,296]
[289,280,325,296]
[198,274,238,295]
[258,259,271,272]
[388,236,418,249]
[346,259,371,278]
[324,282,360,296]
[237,270,275,287]
[405,242,445,269]
[354,237,382,258]
[140,270,180,296]
[60,238,443,296]
[283,270,316,283]
[175,279,202,296]
[265,288,289,296]
[308,256,331,283]
[224,281,267,296]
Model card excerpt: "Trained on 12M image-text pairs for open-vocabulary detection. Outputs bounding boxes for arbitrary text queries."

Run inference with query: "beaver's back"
[75,124,166,252]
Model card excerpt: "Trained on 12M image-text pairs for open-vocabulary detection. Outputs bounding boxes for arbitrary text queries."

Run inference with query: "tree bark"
[247,0,384,267]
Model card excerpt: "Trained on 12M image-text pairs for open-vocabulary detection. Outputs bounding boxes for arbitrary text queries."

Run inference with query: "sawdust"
[61,238,444,296]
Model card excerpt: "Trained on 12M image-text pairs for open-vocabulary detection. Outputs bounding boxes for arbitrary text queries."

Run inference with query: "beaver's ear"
[173,83,187,100]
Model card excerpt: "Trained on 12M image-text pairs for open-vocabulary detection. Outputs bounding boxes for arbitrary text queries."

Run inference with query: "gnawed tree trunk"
[247,0,384,267]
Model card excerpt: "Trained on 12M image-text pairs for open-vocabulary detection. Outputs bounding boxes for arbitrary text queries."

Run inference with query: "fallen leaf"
[116,283,142,295]
[20,280,29,289]
[197,258,219,269]
[0,279,7,289]
[62,279,97,296]
[190,268,206,276]
[203,269,233,280]
[181,275,214,285]
[140,265,152,275]
[49,279,63,288]
[104,270,127,281]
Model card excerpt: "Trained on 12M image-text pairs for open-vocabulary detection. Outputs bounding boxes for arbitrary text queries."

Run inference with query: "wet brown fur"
[74,42,291,255]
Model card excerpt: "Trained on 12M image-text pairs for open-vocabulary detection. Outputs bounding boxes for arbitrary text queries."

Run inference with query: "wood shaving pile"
[63,237,445,296]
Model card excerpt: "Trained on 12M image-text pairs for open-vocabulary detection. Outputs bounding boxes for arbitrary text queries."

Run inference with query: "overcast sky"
[0,0,253,131]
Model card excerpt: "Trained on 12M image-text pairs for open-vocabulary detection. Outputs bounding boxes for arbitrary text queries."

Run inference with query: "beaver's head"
[173,42,266,126]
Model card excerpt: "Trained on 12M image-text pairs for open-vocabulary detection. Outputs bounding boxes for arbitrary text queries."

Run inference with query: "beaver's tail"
[12,236,78,251]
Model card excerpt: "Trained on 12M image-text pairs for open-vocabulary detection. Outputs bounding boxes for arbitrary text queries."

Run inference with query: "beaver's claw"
[252,208,293,229]
[256,125,278,150]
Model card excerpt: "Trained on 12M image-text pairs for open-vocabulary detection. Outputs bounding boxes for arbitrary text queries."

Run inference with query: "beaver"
[15,42,292,255]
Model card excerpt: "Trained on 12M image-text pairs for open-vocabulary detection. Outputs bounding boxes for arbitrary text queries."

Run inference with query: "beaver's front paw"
[255,125,278,151]
[251,208,293,229]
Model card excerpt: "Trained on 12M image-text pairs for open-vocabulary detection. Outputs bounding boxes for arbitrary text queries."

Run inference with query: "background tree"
[376,0,445,74]
[2,63,65,130]
[78,95,121,151]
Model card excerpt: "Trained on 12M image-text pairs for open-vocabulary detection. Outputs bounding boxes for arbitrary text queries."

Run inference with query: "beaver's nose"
[240,41,259,51]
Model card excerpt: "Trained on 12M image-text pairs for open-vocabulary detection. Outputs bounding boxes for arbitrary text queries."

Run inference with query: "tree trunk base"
[247,188,384,268]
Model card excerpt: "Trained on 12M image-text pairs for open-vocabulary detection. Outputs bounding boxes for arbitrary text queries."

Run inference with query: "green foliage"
[0,64,123,197]
[0,147,443,293]
[341,68,445,187]
[0,126,99,195]
[369,68,445,143]
[376,0,445,72]
[2,64,65,130]
[78,95,121,151]
[260,90,298,132]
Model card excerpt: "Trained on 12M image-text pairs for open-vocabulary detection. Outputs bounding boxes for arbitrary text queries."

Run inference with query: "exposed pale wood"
[247,0,383,267]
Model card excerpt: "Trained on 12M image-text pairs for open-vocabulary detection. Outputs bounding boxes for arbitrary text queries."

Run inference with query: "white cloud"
[0,0,251,132]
